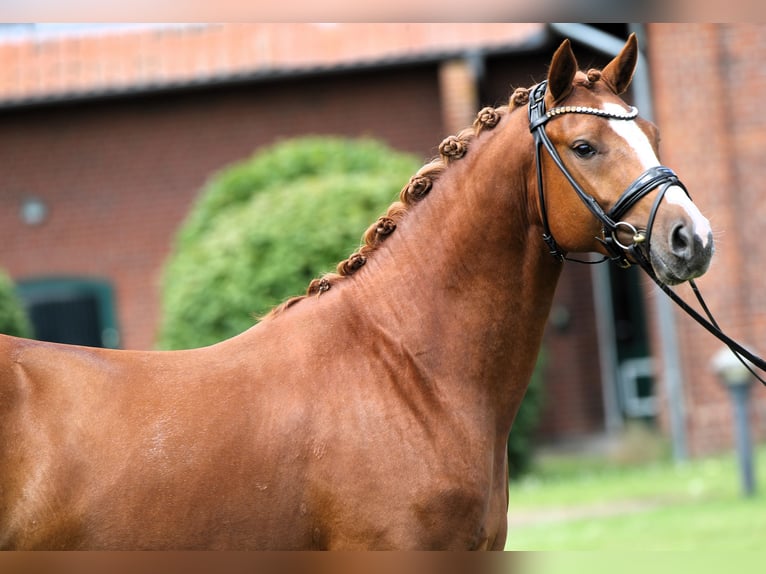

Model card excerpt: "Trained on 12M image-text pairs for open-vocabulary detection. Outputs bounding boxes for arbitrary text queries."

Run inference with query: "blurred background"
[0,23,764,549]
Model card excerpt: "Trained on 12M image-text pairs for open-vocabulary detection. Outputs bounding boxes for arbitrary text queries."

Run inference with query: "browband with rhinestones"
[545,105,638,120]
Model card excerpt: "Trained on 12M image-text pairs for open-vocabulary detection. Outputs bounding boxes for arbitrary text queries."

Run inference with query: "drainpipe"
[549,23,688,461]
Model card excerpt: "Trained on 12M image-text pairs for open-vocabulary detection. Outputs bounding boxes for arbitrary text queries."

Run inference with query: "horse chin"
[650,257,687,286]
[649,242,713,286]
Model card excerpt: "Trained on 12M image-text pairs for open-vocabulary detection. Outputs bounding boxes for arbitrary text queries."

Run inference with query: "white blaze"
[603,103,712,247]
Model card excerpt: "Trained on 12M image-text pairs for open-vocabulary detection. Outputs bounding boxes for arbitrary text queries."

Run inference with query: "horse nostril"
[670,222,692,259]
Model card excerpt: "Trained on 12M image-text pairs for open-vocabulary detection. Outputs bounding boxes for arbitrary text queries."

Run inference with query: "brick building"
[648,24,766,455]
[0,23,763,455]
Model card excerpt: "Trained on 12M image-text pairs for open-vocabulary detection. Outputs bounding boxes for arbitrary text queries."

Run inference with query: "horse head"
[532,34,713,285]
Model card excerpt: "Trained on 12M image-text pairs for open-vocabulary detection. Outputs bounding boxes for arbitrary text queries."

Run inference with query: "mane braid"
[262,93,532,321]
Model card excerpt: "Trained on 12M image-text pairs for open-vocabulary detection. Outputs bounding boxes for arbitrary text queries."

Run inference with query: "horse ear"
[547,39,577,103]
[601,33,639,95]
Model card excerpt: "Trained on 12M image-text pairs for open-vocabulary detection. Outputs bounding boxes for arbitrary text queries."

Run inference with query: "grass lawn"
[505,438,766,550]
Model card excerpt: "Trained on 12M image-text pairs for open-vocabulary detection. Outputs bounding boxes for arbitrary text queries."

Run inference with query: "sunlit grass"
[506,439,766,550]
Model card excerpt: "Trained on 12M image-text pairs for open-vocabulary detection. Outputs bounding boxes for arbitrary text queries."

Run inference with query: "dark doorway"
[17,277,120,348]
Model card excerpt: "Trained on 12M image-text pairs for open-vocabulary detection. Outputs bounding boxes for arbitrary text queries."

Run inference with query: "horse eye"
[573,142,596,158]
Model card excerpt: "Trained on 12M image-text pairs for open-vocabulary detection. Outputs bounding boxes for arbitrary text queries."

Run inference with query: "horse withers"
[0,35,712,549]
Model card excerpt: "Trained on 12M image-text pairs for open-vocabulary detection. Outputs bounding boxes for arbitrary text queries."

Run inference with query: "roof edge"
[0,25,551,111]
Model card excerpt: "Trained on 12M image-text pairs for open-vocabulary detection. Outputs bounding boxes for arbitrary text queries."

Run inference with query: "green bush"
[0,271,32,338]
[158,136,421,349]
[507,351,545,480]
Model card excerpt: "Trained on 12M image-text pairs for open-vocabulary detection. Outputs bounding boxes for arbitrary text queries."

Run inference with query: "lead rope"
[635,255,766,386]
[627,186,766,386]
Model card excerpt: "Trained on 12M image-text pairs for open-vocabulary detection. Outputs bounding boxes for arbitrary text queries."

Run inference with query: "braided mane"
[264,79,575,320]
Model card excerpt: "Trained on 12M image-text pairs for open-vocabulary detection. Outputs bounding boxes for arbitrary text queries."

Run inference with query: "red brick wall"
[0,65,443,350]
[647,23,766,455]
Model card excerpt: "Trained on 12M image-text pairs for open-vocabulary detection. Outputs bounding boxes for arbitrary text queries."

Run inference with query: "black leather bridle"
[527,80,766,384]
[528,80,686,267]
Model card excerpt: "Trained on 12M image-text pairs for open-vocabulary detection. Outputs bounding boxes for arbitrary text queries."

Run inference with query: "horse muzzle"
[644,183,714,285]
[649,219,714,285]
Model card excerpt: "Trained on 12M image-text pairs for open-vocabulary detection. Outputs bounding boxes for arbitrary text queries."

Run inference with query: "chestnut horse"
[0,35,713,549]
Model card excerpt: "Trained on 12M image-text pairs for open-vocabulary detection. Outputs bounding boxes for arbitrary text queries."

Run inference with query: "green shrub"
[158,137,421,349]
[0,271,32,338]
[508,351,545,480]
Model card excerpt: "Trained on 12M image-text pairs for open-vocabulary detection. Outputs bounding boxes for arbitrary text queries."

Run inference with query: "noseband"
[528,80,687,267]
[528,80,766,384]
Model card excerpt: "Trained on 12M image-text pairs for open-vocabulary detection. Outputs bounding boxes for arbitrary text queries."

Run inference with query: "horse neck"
[346,114,563,431]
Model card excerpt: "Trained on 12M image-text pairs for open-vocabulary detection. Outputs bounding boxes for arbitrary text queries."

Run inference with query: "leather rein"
[528,81,766,385]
